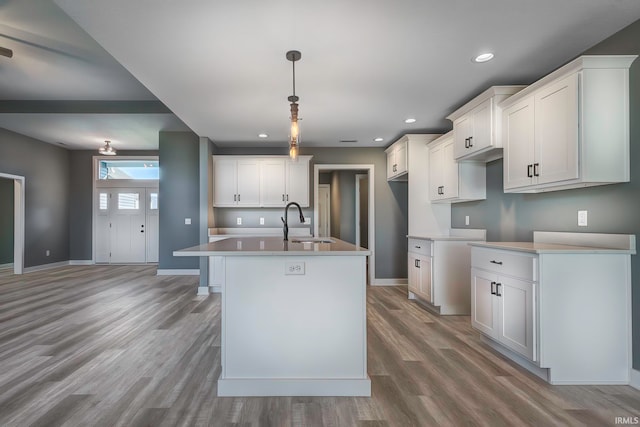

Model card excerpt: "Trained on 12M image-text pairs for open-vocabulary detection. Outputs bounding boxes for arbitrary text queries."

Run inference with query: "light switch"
[578,210,588,227]
[465,215,470,226]
[259,217,265,225]
[184,218,191,225]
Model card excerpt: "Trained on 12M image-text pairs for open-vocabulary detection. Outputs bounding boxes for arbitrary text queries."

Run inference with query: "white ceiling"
[2,0,640,150]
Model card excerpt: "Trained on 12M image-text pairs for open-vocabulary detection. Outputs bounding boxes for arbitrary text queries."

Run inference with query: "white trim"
[23,261,70,273]
[354,174,367,248]
[69,260,94,266]
[210,285,222,294]
[317,184,331,238]
[630,369,640,390]
[197,286,210,296]
[0,263,14,270]
[372,278,408,286]
[217,378,371,397]
[314,164,375,285]
[0,172,25,275]
[157,269,200,276]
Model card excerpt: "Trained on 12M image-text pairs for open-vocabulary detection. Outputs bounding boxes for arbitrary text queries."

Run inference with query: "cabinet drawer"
[472,248,536,281]
[408,238,432,256]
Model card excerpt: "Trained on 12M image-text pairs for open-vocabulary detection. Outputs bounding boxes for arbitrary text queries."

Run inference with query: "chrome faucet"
[281,202,305,241]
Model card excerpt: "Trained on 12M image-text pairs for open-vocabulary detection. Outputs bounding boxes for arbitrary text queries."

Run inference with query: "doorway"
[0,172,24,275]
[355,174,369,249]
[314,164,375,285]
[317,184,331,237]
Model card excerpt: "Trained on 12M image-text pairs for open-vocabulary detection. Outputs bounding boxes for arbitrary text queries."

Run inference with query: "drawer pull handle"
[496,283,502,297]
[490,260,503,265]
[415,246,421,249]
[490,281,496,295]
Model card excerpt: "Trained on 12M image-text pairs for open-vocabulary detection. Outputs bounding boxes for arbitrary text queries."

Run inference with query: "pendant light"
[286,50,301,161]
[99,140,117,156]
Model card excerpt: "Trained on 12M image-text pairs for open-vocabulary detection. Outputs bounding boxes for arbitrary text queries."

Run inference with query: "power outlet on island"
[465,215,470,226]
[236,217,242,225]
[285,262,305,275]
[259,217,265,225]
[578,210,588,227]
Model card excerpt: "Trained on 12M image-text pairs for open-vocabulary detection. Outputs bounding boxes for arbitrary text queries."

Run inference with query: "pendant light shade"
[99,140,117,156]
[286,50,302,161]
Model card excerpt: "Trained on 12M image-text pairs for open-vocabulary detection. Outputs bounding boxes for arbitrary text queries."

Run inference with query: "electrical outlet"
[184,218,191,225]
[304,218,311,224]
[45,250,50,257]
[259,217,265,225]
[578,210,588,227]
[465,216,470,226]
[285,262,305,275]
[236,217,242,225]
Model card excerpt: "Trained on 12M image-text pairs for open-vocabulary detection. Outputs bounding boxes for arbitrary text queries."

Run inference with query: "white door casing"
[317,184,331,238]
[0,172,25,274]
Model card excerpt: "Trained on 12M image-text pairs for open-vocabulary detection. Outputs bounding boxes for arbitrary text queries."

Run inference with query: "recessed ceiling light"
[474,53,494,63]
[404,118,416,124]
[374,137,384,142]
[258,133,268,138]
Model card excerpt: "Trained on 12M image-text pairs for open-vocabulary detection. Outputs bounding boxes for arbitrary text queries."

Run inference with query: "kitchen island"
[174,236,371,397]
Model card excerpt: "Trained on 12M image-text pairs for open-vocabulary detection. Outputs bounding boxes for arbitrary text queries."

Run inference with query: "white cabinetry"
[214,156,311,207]
[213,158,261,207]
[259,157,310,207]
[385,139,408,180]
[502,55,636,193]
[446,86,525,162]
[407,240,432,303]
[428,131,486,203]
[470,231,635,384]
[471,250,536,361]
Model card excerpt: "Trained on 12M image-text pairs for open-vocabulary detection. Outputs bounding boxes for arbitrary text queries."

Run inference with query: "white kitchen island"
[174,236,371,397]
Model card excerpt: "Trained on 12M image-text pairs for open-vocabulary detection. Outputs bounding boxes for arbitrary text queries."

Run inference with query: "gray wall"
[451,20,640,368]
[0,177,14,264]
[159,131,200,269]
[68,149,159,261]
[213,146,406,279]
[0,128,70,267]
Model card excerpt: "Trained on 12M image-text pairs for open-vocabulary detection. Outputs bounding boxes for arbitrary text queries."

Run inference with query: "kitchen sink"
[291,238,335,244]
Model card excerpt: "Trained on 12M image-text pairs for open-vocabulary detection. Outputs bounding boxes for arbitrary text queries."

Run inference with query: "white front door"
[96,188,156,264]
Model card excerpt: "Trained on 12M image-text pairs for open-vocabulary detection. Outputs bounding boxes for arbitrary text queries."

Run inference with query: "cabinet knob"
[415,245,421,249]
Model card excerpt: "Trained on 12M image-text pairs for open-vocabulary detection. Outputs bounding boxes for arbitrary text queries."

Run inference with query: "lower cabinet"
[408,252,432,303]
[471,267,535,361]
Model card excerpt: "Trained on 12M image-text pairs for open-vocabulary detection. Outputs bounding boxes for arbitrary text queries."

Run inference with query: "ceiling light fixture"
[0,47,13,58]
[258,133,268,138]
[286,50,302,161]
[474,53,494,63]
[374,137,384,142]
[404,118,416,124]
[99,140,117,156]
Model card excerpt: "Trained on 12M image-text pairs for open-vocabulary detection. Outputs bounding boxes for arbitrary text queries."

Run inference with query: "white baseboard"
[210,285,222,294]
[197,286,209,296]
[371,278,407,286]
[69,260,94,266]
[24,261,70,273]
[0,262,13,270]
[630,369,640,390]
[157,269,200,276]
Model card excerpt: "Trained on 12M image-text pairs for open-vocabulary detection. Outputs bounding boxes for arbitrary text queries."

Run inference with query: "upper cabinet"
[446,86,525,162]
[501,55,637,193]
[213,155,311,207]
[428,132,486,203]
[385,138,408,180]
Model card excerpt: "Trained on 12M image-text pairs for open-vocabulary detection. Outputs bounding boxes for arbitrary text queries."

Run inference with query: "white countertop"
[408,235,484,241]
[175,236,371,257]
[408,228,487,241]
[469,241,635,254]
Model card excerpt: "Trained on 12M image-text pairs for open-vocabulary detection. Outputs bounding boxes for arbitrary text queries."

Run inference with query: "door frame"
[317,184,331,238]
[0,172,25,275]
[314,164,375,285]
[92,156,159,264]
[354,173,368,248]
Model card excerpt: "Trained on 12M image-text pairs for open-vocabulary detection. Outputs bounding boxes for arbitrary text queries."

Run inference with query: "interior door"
[110,188,146,263]
[146,189,159,263]
[317,185,330,237]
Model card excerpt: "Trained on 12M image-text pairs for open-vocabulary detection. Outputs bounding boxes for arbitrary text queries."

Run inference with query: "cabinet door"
[386,150,396,179]
[503,96,535,190]
[471,268,498,338]
[441,139,459,199]
[286,159,309,207]
[213,158,238,206]
[428,143,444,201]
[395,142,407,175]
[236,159,261,206]
[407,253,420,295]
[453,114,473,159]
[496,276,536,361]
[470,98,492,153]
[260,158,286,207]
[418,255,432,303]
[534,74,579,185]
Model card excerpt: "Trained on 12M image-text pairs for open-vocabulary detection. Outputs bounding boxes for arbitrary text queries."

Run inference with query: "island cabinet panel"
[470,235,634,385]
[501,55,636,193]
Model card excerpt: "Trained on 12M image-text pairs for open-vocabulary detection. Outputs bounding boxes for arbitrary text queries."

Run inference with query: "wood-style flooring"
[1,265,639,426]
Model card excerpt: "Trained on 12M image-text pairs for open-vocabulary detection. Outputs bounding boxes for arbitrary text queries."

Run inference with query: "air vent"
[339,139,358,143]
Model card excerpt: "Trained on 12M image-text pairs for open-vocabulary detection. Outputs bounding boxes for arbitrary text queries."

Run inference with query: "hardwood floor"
[1,265,639,426]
